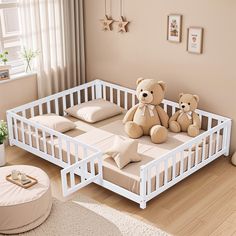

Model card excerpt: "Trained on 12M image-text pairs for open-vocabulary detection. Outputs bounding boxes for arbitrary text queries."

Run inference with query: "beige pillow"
[105,136,142,169]
[65,99,122,123]
[30,113,76,135]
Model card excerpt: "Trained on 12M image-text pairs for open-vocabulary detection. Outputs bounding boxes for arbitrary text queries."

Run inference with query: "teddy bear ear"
[193,95,200,103]
[158,81,166,91]
[179,93,184,98]
[136,77,144,85]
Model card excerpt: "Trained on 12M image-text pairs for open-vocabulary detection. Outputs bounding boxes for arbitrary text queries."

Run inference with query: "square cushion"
[105,135,142,169]
[30,113,76,135]
[65,99,122,123]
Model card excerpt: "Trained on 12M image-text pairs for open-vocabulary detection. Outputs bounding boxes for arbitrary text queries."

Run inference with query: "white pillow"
[105,136,142,169]
[30,113,76,134]
[65,99,122,123]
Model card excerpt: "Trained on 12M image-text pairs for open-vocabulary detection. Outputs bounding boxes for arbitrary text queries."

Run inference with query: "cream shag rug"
[12,195,170,236]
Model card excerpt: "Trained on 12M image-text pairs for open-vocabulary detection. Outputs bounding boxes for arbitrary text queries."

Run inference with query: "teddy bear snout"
[138,91,153,103]
[143,93,148,97]
[180,103,190,112]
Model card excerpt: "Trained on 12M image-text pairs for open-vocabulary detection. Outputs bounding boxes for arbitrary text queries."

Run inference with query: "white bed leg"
[140,201,146,209]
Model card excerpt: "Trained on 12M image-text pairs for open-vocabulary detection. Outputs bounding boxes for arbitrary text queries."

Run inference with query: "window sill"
[0,72,37,84]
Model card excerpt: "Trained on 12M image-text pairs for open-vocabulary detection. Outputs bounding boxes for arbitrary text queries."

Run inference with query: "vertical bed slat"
[209,133,213,157]
[74,143,79,163]
[20,120,25,144]
[63,96,66,114]
[147,168,151,195]
[27,124,32,147]
[172,155,176,180]
[155,164,159,190]
[50,134,55,157]
[13,117,18,141]
[164,159,168,185]
[110,87,113,103]
[85,87,88,102]
[35,128,40,150]
[55,99,59,115]
[77,90,81,104]
[124,91,128,110]
[172,107,176,116]
[103,85,106,100]
[90,160,95,176]
[117,90,121,107]
[215,120,221,153]
[66,141,71,165]
[70,93,74,107]
[39,104,43,115]
[164,103,167,113]
[58,137,63,162]
[180,151,184,174]
[70,171,75,188]
[42,131,47,153]
[195,143,199,166]
[92,85,95,100]
[202,137,207,160]
[47,102,51,114]
[188,147,192,170]
[208,116,212,130]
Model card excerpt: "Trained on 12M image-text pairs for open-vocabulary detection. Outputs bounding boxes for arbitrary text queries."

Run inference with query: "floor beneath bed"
[5,145,236,236]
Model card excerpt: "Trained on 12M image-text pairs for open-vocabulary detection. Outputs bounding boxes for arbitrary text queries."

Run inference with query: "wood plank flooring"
[5,146,236,236]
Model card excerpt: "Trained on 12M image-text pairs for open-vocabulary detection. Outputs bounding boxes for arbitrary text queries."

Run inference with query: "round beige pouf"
[231,152,236,166]
[0,165,52,234]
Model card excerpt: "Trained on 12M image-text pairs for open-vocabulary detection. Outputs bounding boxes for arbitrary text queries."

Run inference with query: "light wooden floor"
[5,146,236,236]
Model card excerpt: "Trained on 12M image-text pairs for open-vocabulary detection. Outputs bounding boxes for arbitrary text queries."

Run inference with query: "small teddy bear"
[169,93,201,137]
[123,78,169,144]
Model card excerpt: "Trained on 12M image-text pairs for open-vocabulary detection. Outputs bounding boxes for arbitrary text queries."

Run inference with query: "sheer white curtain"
[19,0,85,98]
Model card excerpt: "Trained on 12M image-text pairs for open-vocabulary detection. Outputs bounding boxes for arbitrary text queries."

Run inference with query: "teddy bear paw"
[188,125,200,137]
[169,121,181,133]
[124,121,143,139]
[150,125,168,144]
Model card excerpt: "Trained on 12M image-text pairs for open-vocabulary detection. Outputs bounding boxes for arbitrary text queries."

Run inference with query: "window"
[0,0,24,75]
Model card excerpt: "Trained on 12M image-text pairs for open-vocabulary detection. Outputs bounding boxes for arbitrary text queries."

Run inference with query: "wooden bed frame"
[6,79,232,209]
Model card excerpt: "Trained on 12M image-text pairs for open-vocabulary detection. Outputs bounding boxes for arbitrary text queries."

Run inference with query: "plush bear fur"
[169,93,201,137]
[122,78,169,144]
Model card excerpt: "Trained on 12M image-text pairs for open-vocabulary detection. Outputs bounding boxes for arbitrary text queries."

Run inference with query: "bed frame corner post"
[95,80,102,99]
[6,111,14,146]
[140,166,147,209]
[225,119,232,156]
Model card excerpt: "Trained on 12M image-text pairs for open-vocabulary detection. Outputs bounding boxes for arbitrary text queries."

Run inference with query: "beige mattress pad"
[16,113,222,195]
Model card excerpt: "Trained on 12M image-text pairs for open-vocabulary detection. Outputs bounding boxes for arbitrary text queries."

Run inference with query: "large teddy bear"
[123,78,169,144]
[169,93,201,137]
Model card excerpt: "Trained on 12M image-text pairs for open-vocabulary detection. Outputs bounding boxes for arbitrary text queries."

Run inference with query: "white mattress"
[16,113,222,194]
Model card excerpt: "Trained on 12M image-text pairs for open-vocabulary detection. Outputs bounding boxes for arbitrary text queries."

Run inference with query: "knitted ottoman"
[0,165,52,234]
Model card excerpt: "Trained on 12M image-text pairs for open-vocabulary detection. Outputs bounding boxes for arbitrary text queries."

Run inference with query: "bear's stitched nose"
[143,93,148,97]
[182,105,185,108]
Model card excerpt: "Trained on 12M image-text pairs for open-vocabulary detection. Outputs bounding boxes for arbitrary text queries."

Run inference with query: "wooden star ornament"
[100,15,114,31]
[117,16,129,33]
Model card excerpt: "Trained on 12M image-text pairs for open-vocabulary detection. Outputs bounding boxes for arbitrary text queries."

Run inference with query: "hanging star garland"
[117,16,129,33]
[100,15,114,31]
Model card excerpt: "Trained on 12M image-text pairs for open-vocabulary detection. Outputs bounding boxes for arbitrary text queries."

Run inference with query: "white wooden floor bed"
[6,80,231,209]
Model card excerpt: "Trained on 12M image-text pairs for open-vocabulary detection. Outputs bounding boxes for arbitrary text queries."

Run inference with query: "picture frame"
[167,14,182,43]
[0,66,10,81]
[187,27,204,54]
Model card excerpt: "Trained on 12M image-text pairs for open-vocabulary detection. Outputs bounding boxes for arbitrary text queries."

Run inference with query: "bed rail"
[139,119,231,208]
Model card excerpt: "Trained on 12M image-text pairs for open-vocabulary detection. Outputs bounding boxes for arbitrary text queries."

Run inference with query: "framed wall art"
[167,14,182,43]
[187,27,204,54]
